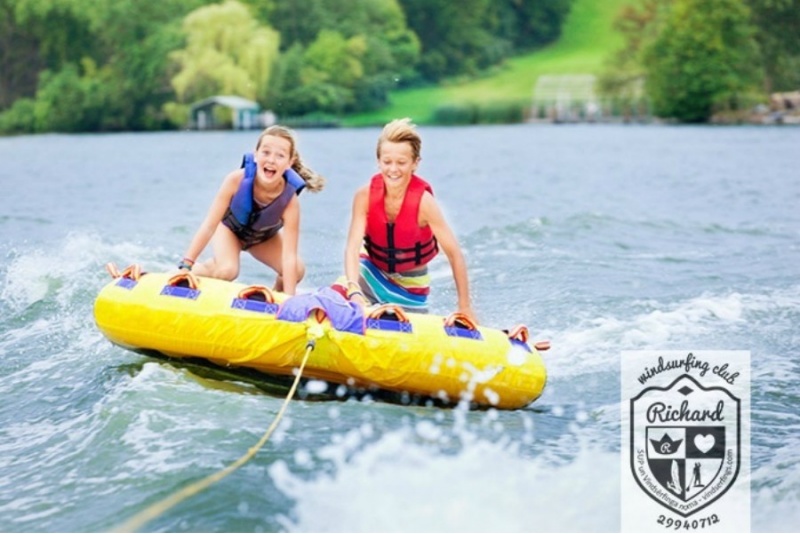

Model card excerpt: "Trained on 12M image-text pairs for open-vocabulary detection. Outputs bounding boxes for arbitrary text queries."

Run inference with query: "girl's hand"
[457,305,478,325]
[349,292,368,310]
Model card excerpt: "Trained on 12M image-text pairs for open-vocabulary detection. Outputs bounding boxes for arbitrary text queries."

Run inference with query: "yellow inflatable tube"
[94,266,547,409]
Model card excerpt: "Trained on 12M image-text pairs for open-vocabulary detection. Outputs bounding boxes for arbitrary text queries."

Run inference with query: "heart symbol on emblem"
[694,434,715,454]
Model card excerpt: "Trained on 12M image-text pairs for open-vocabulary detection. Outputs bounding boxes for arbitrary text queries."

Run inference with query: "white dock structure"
[531,75,600,122]
[531,74,649,123]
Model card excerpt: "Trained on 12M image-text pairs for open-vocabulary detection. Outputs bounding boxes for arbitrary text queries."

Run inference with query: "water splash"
[271,422,619,532]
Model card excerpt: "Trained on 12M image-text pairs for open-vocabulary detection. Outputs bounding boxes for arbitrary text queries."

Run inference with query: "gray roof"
[190,95,260,112]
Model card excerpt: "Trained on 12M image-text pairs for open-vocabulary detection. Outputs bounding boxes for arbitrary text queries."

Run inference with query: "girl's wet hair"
[257,125,325,192]
[377,117,421,161]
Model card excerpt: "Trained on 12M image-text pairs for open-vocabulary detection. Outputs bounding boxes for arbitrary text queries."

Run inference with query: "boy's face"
[378,141,418,186]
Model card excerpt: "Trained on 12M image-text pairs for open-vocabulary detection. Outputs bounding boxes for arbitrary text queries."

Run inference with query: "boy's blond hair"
[376,118,421,161]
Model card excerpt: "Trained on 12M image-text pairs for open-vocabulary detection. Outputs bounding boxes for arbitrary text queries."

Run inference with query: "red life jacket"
[364,174,439,273]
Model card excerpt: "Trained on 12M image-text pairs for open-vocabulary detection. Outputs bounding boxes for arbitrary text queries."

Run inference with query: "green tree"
[1,0,209,131]
[30,59,114,132]
[237,0,276,27]
[643,0,762,122]
[303,30,365,88]
[744,0,800,91]
[1,0,575,130]
[398,0,571,81]
[268,0,420,116]
[494,0,573,50]
[0,98,36,133]
[264,0,329,50]
[169,0,279,106]
[270,30,365,115]
[0,2,40,109]
[267,0,419,65]
[86,0,209,129]
[271,0,420,84]
[598,0,670,106]
[399,0,508,80]
[354,0,421,85]
[0,0,96,109]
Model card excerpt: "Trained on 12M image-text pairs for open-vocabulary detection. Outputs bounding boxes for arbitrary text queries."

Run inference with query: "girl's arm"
[280,196,300,295]
[344,187,369,301]
[182,170,241,264]
[420,192,476,322]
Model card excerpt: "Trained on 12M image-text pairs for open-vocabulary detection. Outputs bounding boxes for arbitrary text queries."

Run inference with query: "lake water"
[1,124,798,532]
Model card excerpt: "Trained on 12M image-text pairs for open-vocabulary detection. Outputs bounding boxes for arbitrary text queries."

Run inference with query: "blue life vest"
[222,153,305,249]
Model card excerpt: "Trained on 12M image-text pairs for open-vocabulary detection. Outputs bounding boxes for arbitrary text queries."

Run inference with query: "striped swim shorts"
[358,255,431,313]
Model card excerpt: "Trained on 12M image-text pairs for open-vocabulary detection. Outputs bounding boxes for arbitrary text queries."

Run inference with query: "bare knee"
[197,259,238,281]
[214,263,239,281]
[192,258,239,282]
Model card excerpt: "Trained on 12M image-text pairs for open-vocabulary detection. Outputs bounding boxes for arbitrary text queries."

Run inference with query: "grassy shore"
[343,0,633,126]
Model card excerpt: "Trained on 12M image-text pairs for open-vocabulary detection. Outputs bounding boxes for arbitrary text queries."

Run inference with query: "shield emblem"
[630,374,740,517]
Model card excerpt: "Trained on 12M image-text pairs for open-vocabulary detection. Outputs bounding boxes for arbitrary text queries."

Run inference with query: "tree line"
[599,0,800,123]
[0,0,572,133]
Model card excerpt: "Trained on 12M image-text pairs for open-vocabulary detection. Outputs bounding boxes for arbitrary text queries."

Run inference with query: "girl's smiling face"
[378,141,419,187]
[255,134,295,183]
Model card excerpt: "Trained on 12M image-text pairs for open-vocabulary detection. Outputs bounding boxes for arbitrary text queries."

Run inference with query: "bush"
[0,98,37,134]
[279,112,341,128]
[643,0,762,123]
[32,61,115,132]
[432,101,527,125]
[476,101,526,124]
[162,102,189,129]
[432,104,477,125]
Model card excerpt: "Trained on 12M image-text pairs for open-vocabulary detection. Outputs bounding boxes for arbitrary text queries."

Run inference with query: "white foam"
[305,380,328,394]
[271,427,619,532]
[269,412,796,531]
[1,232,162,311]
[544,289,794,377]
[0,318,52,352]
[752,486,800,532]
[97,362,275,477]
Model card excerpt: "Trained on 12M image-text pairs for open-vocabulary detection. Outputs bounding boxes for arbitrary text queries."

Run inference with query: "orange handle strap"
[507,324,550,351]
[367,304,410,323]
[122,264,142,281]
[167,271,199,290]
[237,285,275,304]
[105,262,121,279]
[443,312,479,330]
[105,263,142,280]
[507,324,529,343]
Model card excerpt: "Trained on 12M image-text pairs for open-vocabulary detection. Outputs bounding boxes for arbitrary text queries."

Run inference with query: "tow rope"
[111,340,316,533]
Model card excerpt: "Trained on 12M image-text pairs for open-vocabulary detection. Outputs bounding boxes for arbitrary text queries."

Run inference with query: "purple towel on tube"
[276,287,365,335]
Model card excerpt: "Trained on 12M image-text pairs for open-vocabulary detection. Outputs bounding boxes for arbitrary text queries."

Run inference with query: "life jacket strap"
[364,231,438,274]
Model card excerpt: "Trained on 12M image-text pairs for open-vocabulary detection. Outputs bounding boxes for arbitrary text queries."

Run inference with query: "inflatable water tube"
[94,265,548,409]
